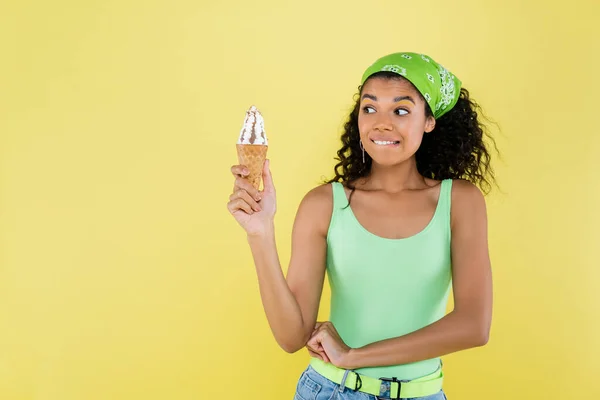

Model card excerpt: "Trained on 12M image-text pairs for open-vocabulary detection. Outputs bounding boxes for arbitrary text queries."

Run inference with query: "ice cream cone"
[237,105,268,190]
[236,144,268,190]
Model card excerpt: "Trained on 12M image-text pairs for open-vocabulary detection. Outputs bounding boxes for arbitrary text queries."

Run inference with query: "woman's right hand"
[306,322,331,363]
[227,159,276,236]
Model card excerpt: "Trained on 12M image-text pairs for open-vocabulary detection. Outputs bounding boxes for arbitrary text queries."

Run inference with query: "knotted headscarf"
[361,52,462,119]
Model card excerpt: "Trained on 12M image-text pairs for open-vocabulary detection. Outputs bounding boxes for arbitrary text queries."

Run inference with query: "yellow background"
[1,1,598,399]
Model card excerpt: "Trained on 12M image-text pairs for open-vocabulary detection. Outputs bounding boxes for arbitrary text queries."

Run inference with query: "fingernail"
[243,169,249,175]
[256,194,261,201]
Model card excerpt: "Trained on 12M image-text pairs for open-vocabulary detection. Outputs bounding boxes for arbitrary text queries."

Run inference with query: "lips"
[369,138,401,147]
[368,135,401,143]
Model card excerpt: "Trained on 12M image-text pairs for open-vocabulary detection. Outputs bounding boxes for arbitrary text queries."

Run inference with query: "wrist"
[246,223,275,242]
[342,347,360,370]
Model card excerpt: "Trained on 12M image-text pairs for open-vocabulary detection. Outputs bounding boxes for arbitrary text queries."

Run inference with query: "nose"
[373,114,393,131]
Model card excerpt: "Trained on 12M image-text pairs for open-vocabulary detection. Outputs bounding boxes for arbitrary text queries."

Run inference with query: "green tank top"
[310,179,453,380]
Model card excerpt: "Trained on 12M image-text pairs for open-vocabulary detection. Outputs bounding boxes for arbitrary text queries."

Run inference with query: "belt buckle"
[380,377,401,400]
[352,371,362,391]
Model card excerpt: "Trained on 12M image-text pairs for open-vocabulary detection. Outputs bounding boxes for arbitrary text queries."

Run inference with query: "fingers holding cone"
[261,159,274,194]
[236,144,268,191]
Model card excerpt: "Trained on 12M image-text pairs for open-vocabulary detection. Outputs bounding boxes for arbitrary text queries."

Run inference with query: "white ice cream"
[238,105,268,145]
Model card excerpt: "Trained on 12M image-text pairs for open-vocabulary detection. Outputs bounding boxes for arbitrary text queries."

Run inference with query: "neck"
[359,158,427,193]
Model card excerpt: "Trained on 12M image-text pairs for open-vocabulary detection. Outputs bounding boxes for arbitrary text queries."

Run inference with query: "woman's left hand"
[306,321,354,369]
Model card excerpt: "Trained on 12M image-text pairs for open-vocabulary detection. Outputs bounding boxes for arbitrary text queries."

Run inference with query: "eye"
[362,106,375,114]
[395,108,409,116]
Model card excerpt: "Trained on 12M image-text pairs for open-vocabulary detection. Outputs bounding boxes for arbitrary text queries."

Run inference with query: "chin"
[370,156,409,167]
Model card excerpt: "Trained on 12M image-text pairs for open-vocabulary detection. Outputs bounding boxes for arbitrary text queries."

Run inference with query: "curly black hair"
[326,71,499,200]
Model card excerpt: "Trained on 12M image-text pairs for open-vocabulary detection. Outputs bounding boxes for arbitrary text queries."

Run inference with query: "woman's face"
[358,77,436,166]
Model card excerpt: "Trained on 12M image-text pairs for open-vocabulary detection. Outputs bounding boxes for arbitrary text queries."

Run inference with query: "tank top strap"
[330,181,350,210]
[436,179,453,234]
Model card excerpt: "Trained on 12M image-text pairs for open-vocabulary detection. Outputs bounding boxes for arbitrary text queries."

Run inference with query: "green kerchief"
[361,52,462,119]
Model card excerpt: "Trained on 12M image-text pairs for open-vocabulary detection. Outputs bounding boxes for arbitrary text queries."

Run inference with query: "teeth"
[373,140,398,145]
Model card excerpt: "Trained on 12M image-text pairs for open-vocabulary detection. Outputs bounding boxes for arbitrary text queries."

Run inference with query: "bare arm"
[342,179,493,368]
[243,180,332,353]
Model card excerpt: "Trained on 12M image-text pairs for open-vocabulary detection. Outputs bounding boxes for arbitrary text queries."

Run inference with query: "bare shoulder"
[295,183,334,236]
[450,179,487,228]
[451,178,485,199]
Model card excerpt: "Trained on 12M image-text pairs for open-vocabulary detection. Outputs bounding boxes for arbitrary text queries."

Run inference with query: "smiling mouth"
[371,139,400,146]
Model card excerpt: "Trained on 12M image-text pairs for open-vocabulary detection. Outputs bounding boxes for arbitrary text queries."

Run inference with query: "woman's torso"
[315,178,453,380]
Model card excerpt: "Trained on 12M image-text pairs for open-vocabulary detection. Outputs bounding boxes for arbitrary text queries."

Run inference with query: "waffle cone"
[236,144,268,190]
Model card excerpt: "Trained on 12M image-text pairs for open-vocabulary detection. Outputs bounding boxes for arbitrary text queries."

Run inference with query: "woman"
[227,52,495,400]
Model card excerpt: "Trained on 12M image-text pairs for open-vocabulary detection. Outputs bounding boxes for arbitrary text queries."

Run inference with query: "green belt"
[309,358,444,399]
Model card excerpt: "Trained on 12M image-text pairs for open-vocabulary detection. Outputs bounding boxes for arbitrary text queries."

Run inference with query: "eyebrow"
[361,94,415,104]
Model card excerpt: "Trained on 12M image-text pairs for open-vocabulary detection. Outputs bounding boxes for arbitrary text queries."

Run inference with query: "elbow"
[278,333,309,354]
[457,309,490,347]
[280,342,301,354]
[280,342,306,354]
[475,331,489,347]
[473,325,490,347]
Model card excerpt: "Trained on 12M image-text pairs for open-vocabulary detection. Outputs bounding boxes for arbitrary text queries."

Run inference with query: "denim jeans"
[293,365,447,400]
